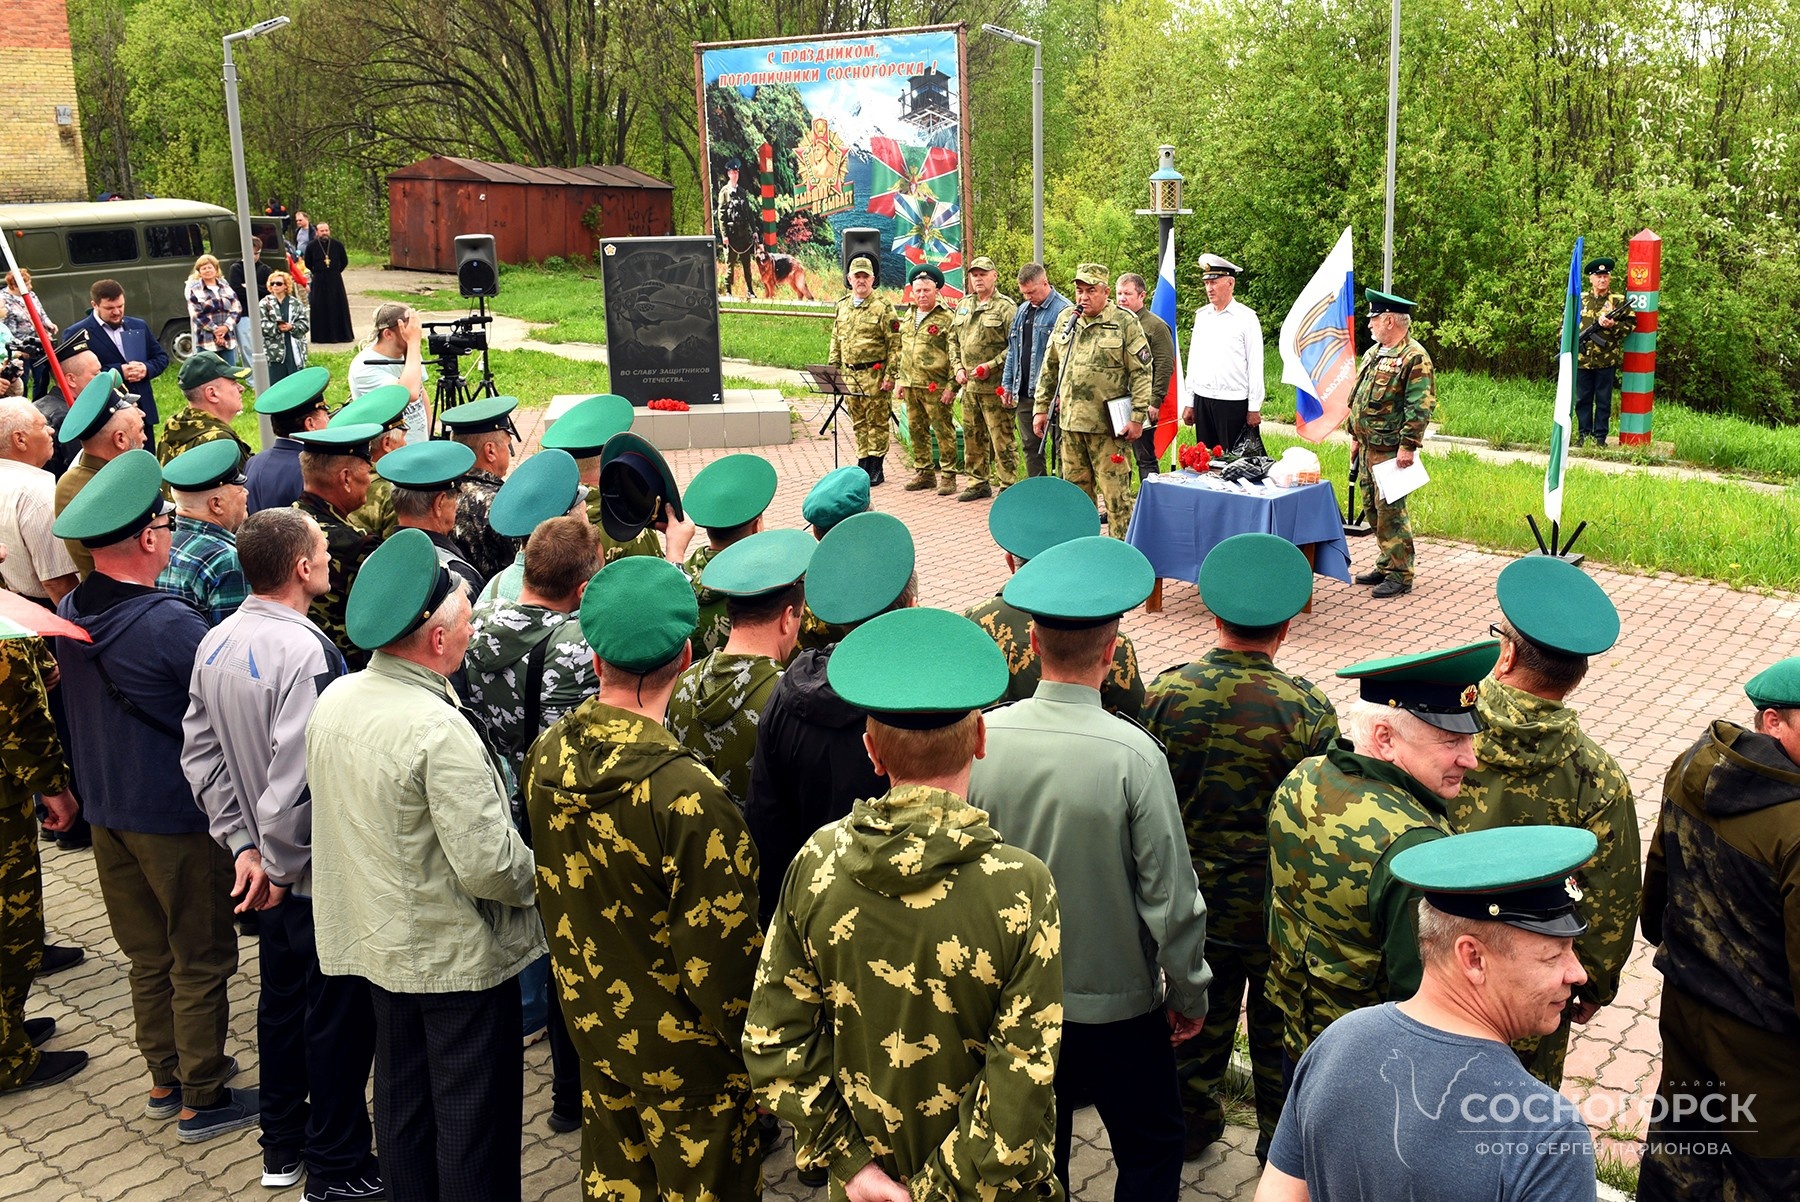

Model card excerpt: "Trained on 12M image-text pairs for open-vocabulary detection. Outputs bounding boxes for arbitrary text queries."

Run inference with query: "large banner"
[695,25,971,304]
[601,236,724,407]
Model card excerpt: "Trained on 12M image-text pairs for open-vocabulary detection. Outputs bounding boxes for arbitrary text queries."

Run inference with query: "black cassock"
[303,235,356,343]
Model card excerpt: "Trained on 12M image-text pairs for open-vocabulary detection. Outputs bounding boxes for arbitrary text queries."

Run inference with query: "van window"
[67,228,140,265]
[146,223,207,260]
[11,230,61,271]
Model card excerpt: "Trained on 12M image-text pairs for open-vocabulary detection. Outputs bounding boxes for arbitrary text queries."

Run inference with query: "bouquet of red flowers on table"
[1178,443,1213,472]
[646,398,690,411]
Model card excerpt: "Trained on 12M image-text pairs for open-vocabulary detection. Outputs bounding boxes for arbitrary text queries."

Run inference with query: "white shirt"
[1184,299,1266,411]
[347,343,430,444]
[0,457,78,596]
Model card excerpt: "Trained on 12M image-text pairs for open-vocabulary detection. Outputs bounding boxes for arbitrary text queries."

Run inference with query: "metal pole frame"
[222,16,289,445]
[1382,0,1400,290]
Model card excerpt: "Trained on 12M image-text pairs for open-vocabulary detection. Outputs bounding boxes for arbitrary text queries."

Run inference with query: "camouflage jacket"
[1266,744,1451,1058]
[0,638,69,797]
[1034,302,1153,432]
[1348,337,1436,450]
[1576,289,1634,371]
[1142,649,1339,945]
[526,698,763,1098]
[455,468,515,584]
[294,491,373,671]
[157,406,251,467]
[1455,677,1639,1008]
[586,487,664,564]
[965,593,1144,719]
[895,300,954,390]
[743,784,1065,1199]
[346,474,398,540]
[949,292,1016,394]
[830,294,901,373]
[796,603,852,656]
[463,599,598,800]
[666,651,782,808]
[683,544,731,658]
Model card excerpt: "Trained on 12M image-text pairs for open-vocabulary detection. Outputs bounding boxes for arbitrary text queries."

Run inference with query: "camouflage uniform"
[1034,302,1153,537]
[950,290,1018,489]
[666,651,782,808]
[1575,289,1633,444]
[1141,650,1339,1155]
[829,293,901,457]
[896,301,960,487]
[463,599,597,802]
[346,474,397,540]
[795,604,852,655]
[743,785,1065,1200]
[682,544,730,658]
[293,491,374,671]
[965,592,1145,718]
[155,406,252,467]
[526,698,765,1201]
[0,639,68,1089]
[585,488,663,565]
[1347,336,1435,585]
[455,468,514,584]
[1265,745,1450,1060]
[1452,676,1639,1086]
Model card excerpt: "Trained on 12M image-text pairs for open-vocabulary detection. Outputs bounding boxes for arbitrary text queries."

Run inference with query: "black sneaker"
[263,1147,305,1188]
[547,1109,581,1133]
[38,944,84,975]
[303,1172,386,1200]
[797,1166,828,1188]
[24,1016,54,1047]
[177,1086,260,1143]
[1,1049,88,1094]
[146,1055,239,1120]
[1371,577,1413,599]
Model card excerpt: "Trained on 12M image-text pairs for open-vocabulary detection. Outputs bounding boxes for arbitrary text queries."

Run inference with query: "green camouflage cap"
[1003,536,1154,626]
[846,256,875,277]
[1745,657,1800,709]
[828,608,1008,729]
[489,449,580,537]
[1199,533,1313,627]
[968,256,997,273]
[60,370,136,444]
[806,511,914,626]
[162,439,246,492]
[439,394,519,436]
[597,431,683,542]
[346,528,455,651]
[331,383,411,432]
[50,448,171,546]
[1365,288,1416,315]
[988,475,1098,560]
[176,350,251,391]
[543,394,634,456]
[700,528,816,597]
[1074,262,1109,286]
[802,466,871,533]
[1391,826,1599,938]
[254,366,331,416]
[376,440,476,490]
[1495,557,1619,657]
[683,453,777,528]
[292,422,383,461]
[1337,638,1502,734]
[579,556,697,672]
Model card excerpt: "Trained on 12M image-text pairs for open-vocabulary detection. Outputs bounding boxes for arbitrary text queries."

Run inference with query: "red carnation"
[1110,453,1124,464]
[1213,445,1225,456]
[974,365,988,380]
[872,362,884,373]
[927,381,939,393]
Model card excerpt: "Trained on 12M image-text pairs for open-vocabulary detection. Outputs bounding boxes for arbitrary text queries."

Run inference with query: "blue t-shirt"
[1270,1004,1596,1201]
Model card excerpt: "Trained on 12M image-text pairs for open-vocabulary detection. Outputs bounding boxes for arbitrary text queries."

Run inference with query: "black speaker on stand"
[839,228,882,287]
[455,234,499,298]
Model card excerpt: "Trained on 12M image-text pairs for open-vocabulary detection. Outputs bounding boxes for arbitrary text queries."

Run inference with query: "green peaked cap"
[803,465,871,533]
[1337,638,1501,734]
[700,527,815,596]
[597,432,682,542]
[490,449,580,537]
[377,441,477,489]
[346,528,454,651]
[292,422,383,459]
[1365,288,1416,315]
[1003,536,1153,624]
[331,383,410,431]
[543,394,633,456]
[806,511,914,626]
[254,365,331,415]
[684,453,778,528]
[51,448,170,545]
[163,438,246,492]
[1495,557,1619,657]
[60,369,133,444]
[1391,825,1598,938]
[1746,657,1800,709]
[579,556,696,672]
[828,608,1008,728]
[1199,533,1313,627]
[988,475,1098,560]
[439,395,518,435]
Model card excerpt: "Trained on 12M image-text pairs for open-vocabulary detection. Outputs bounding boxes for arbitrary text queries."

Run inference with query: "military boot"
[936,472,958,496]
[869,456,885,485]
[956,480,991,502]
[903,469,936,491]
[1371,577,1412,598]
[1353,570,1385,586]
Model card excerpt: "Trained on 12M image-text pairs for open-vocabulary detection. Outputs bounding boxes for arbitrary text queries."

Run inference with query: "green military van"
[0,198,287,360]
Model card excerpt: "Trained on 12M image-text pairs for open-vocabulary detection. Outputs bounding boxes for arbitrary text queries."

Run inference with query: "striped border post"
[1620,229,1661,446]
[759,142,778,249]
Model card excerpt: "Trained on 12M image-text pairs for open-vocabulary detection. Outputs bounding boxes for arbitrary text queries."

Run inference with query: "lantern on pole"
[1139,145,1191,270]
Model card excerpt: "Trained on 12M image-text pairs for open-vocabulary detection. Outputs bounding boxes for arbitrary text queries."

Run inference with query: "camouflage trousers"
[0,780,45,1089]
[902,386,960,478]
[842,367,892,457]
[583,1072,763,1201]
[1356,445,1415,584]
[962,388,1020,489]
[1176,936,1286,1159]
[1061,429,1134,538]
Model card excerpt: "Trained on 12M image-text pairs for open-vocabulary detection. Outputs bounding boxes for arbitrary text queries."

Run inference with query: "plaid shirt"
[156,515,248,626]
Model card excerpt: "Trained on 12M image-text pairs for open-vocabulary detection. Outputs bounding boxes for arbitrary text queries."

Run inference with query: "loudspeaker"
[455,234,499,298]
[840,228,882,286]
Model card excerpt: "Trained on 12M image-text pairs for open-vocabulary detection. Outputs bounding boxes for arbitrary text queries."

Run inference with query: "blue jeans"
[519,954,549,1036]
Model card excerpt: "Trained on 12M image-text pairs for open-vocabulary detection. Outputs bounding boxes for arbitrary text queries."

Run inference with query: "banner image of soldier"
[713,159,760,298]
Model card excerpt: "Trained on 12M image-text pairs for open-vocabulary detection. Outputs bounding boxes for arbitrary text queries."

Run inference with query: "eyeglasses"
[1488,623,1510,642]
[146,517,174,533]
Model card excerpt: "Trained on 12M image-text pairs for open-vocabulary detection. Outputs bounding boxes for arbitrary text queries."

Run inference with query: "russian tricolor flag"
[1151,238,1182,459]
[1278,228,1357,443]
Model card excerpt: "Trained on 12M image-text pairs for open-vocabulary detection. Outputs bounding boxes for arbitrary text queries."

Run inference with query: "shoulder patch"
[1136,345,1152,365]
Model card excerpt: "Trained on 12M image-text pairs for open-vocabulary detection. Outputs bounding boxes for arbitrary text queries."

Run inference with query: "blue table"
[1125,473,1352,611]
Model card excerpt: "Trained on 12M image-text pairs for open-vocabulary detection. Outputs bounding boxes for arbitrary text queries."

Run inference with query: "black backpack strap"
[89,655,183,741]
[521,630,552,754]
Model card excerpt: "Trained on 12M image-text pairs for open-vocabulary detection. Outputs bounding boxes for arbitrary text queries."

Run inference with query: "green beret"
[597,432,683,543]
[51,449,171,546]
[292,423,383,460]
[543,394,633,457]
[802,466,871,533]
[1337,638,1502,734]
[254,366,331,416]
[907,263,944,288]
[162,439,246,492]
[1075,263,1109,286]
[846,256,875,277]
[1003,536,1153,626]
[1746,657,1800,710]
[580,556,697,673]
[1391,826,1598,938]
[828,608,1008,729]
[377,441,477,490]
[490,449,580,537]
[346,528,456,651]
[968,256,997,273]
[684,453,777,529]
[700,528,815,597]
[1365,288,1416,316]
[60,370,136,444]
[1585,258,1616,275]
[1495,557,1619,657]
[331,383,411,432]
[177,350,250,392]
[1199,533,1312,628]
[806,511,914,627]
[988,476,1098,560]
[439,395,519,436]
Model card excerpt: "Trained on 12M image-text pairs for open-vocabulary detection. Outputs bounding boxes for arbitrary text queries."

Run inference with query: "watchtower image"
[899,62,954,134]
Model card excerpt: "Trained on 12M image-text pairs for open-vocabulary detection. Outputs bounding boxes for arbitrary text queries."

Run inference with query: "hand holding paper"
[1372,454,1430,503]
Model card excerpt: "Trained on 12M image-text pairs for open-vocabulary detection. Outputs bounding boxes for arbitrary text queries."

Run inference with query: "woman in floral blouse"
[259,271,311,383]
[2,269,56,346]
[185,254,242,362]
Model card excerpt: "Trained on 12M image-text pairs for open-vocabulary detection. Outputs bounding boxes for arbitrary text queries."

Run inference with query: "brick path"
[16,394,1785,1197]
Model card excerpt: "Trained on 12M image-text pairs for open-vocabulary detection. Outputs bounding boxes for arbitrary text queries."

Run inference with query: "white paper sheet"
[1372,454,1430,503]
[1106,396,1133,436]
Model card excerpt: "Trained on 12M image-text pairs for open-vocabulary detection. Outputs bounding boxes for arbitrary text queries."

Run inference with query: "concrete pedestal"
[545,390,793,451]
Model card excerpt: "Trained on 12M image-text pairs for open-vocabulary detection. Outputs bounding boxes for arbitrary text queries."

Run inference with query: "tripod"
[428,298,500,435]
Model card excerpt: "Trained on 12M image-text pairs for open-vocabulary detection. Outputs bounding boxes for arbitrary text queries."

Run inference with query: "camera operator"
[347,303,427,443]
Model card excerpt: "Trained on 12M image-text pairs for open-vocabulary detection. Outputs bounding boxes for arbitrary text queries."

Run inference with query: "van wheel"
[163,323,195,362]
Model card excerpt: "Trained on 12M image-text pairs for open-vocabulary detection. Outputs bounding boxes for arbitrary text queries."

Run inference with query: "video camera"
[423,312,492,360]
[0,333,42,388]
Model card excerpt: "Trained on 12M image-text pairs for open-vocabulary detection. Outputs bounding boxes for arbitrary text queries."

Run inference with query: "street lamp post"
[1382,0,1400,289]
[981,24,1043,265]
[222,14,290,416]
[1137,144,1191,272]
